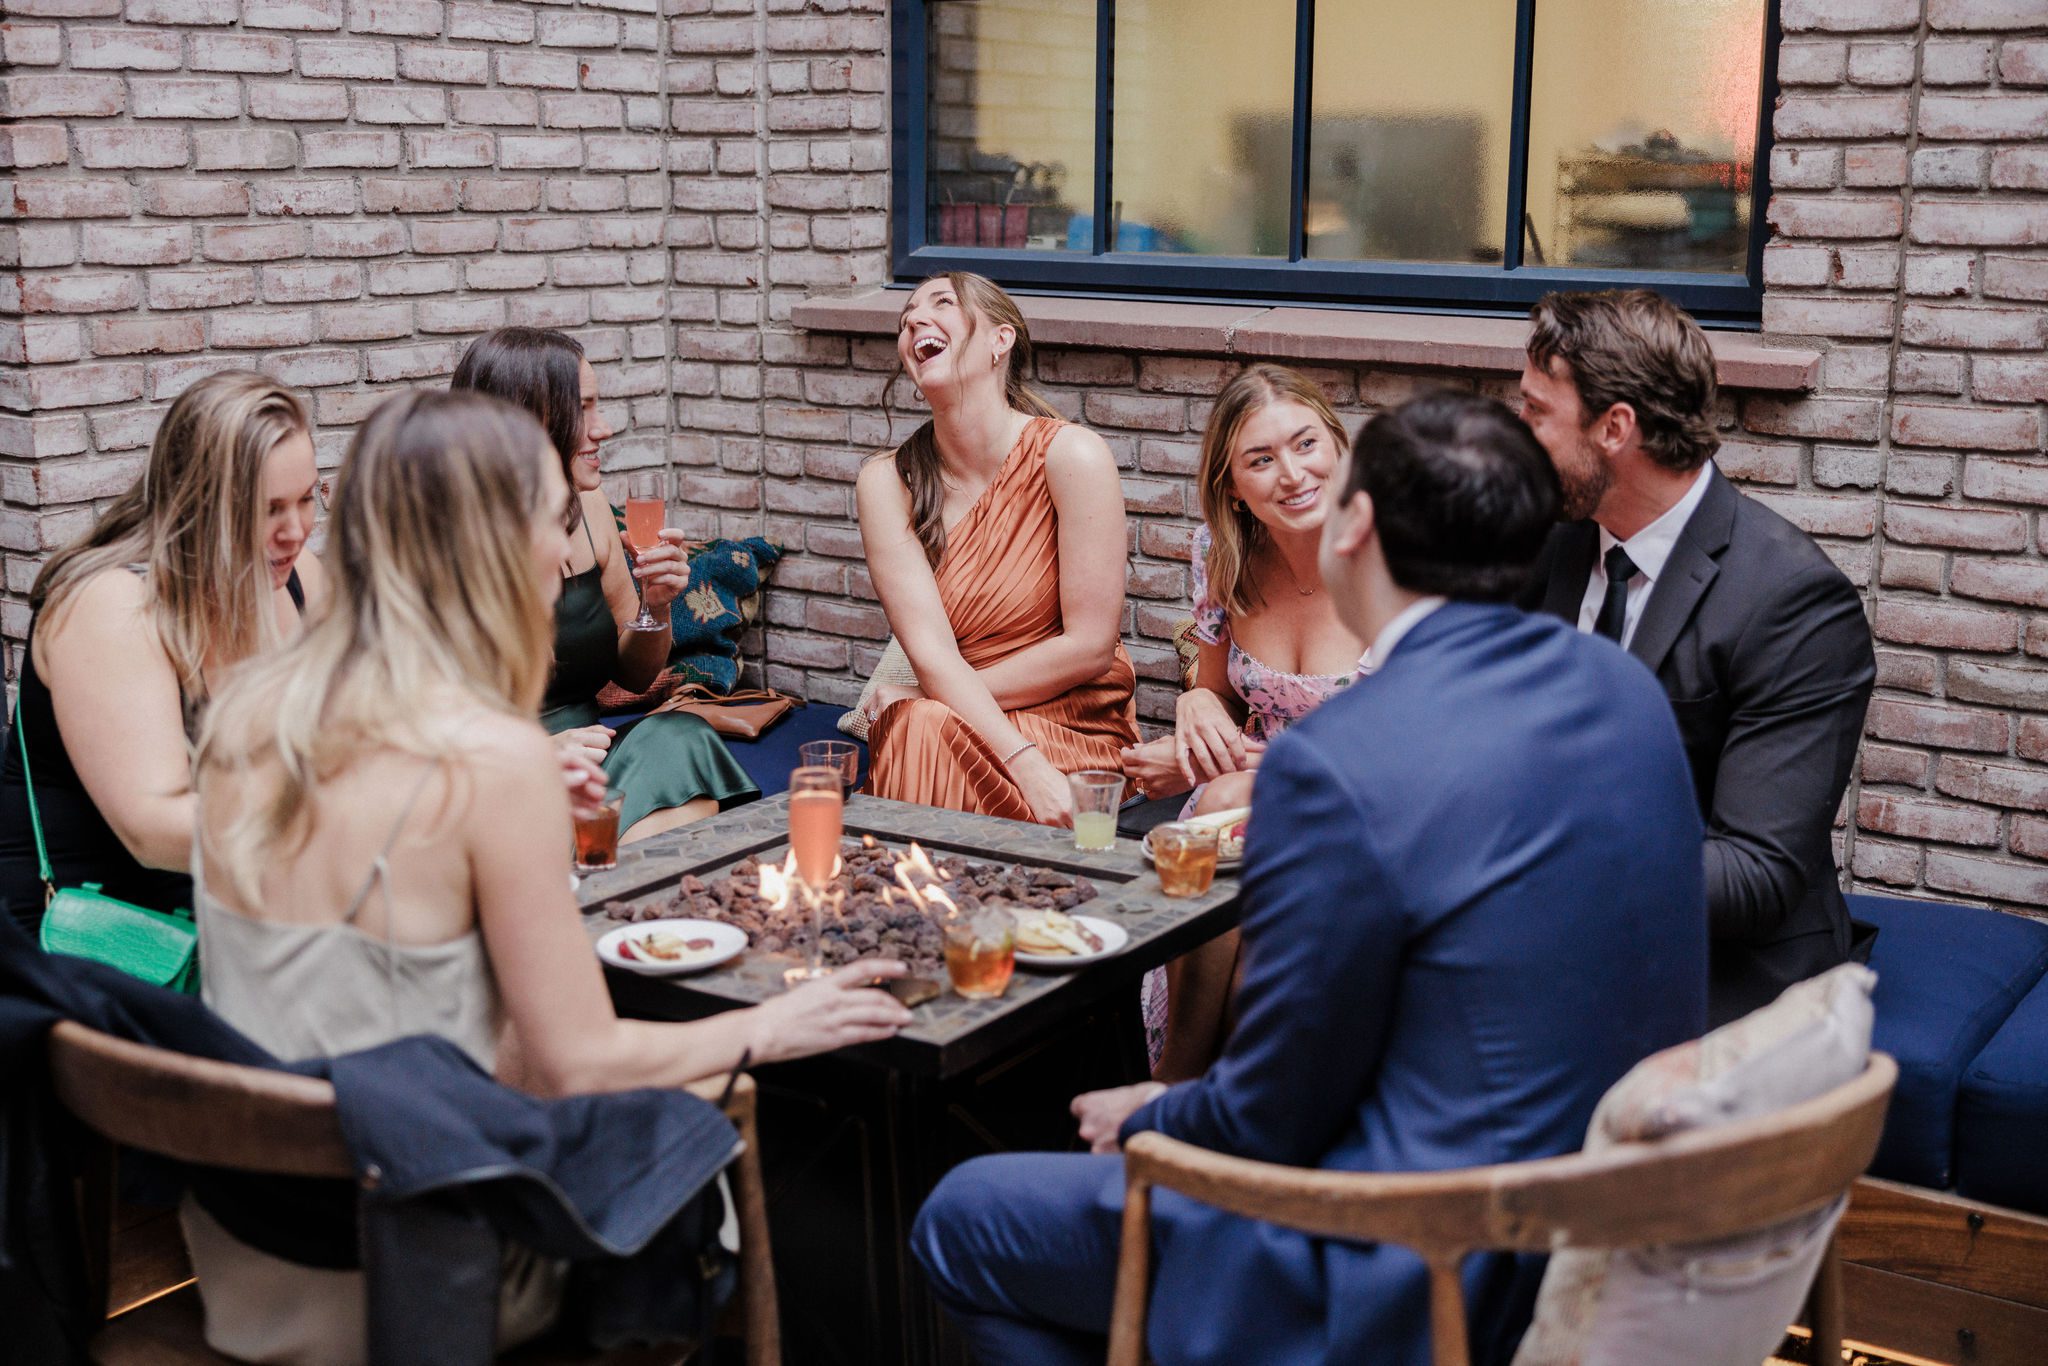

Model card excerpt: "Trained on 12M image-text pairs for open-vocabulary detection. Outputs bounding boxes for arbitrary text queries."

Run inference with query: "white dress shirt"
[1574,464,1715,648]
[1363,596,1447,674]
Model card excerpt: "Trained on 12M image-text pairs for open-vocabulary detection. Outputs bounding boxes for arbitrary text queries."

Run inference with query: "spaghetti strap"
[341,761,440,926]
[579,508,601,562]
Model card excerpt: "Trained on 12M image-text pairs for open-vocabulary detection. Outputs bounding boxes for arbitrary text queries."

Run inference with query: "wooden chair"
[45,1019,781,1366]
[1107,1053,1898,1366]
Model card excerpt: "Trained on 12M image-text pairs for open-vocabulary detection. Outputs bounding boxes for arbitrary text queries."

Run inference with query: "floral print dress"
[1142,526,1370,1063]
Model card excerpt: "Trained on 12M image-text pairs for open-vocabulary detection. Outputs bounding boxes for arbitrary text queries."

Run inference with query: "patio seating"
[46,1020,781,1366]
[1834,893,2048,1362]
[1103,1054,1897,1366]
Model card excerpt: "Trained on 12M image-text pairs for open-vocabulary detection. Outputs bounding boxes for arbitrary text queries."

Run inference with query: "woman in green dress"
[452,328,757,839]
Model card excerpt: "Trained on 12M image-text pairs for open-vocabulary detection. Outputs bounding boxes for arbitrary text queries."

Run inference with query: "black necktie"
[1593,545,1638,643]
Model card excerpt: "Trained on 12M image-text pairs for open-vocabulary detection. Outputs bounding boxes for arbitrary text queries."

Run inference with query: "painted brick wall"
[5,0,2048,917]
[0,0,678,659]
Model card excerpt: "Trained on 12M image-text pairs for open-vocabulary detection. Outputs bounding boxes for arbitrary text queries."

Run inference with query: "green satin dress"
[543,518,757,830]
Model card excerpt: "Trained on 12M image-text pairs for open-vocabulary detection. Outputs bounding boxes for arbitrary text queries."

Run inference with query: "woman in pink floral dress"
[1121,365,1369,1079]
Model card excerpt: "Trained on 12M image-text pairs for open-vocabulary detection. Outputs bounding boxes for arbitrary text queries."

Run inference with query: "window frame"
[889,0,1781,325]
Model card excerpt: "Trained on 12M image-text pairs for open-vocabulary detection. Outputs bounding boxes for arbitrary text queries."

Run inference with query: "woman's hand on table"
[749,959,914,1063]
[1073,1081,1170,1154]
[1010,748,1074,828]
[862,682,924,729]
[1118,736,1191,801]
[1174,689,1248,786]
[631,530,694,615]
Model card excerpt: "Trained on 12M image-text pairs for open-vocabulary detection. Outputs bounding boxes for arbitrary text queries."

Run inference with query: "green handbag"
[18,705,199,993]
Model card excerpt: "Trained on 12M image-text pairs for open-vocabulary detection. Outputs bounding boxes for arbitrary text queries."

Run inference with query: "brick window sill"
[790,290,1822,393]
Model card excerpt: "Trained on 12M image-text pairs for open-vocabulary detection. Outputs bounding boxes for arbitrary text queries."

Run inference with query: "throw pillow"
[839,637,919,742]
[1512,962,1876,1366]
[669,537,782,694]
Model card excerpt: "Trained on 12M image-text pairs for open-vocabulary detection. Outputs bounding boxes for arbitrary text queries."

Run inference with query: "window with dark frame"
[890,0,1778,324]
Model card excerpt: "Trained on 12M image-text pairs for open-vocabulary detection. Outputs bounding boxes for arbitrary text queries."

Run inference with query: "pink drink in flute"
[622,496,666,632]
[788,766,843,887]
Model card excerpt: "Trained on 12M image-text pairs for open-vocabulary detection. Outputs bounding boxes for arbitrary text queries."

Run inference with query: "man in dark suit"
[1518,289,1877,1026]
[911,393,1708,1366]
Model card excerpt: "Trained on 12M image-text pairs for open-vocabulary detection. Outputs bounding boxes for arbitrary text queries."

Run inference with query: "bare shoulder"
[1042,422,1118,490]
[855,449,914,521]
[450,709,559,780]
[37,567,157,663]
[856,448,908,495]
[578,489,618,559]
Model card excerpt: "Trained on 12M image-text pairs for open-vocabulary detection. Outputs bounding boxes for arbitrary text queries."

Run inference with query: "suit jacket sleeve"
[1703,565,1875,943]
[1121,732,1405,1165]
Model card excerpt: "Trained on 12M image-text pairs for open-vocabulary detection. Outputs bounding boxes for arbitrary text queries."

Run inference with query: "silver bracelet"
[1001,740,1037,766]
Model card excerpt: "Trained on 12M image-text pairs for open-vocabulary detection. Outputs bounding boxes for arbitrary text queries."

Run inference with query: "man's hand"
[1072,1081,1169,1154]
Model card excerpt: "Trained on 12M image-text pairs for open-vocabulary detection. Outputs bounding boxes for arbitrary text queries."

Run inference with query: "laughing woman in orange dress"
[857,274,1138,826]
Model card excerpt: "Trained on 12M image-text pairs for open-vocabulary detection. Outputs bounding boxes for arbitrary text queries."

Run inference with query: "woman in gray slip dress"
[452,327,756,841]
[186,390,914,1366]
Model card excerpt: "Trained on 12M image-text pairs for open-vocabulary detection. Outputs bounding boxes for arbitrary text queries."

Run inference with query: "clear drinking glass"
[788,766,845,888]
[573,791,626,873]
[1150,821,1219,897]
[1068,770,1125,851]
[943,906,1016,1000]
[799,739,861,794]
[622,496,666,633]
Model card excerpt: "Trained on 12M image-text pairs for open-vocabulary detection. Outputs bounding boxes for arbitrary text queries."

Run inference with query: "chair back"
[1109,1053,1898,1366]
[46,1019,355,1178]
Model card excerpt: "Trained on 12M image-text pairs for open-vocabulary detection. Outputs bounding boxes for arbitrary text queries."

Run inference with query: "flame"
[889,841,958,917]
[758,853,798,912]
[862,834,877,849]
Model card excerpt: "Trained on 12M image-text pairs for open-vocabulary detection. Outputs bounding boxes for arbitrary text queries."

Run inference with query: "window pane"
[1110,0,1297,257]
[1304,1,1517,265]
[926,0,1095,252]
[1524,0,1765,275]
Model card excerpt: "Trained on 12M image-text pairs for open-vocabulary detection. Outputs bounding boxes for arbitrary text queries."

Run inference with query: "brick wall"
[5,0,2048,917]
[0,0,679,657]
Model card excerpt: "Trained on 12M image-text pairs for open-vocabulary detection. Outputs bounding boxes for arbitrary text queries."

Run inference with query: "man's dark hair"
[1343,391,1561,602]
[1526,289,1720,473]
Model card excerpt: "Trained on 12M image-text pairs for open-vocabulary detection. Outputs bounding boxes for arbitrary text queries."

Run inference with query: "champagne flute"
[622,496,667,633]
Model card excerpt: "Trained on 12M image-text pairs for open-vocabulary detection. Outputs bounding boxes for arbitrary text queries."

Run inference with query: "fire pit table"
[576,793,1242,1366]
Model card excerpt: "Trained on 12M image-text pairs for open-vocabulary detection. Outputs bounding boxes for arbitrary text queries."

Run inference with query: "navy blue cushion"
[1852,893,2048,1188]
[1955,973,2048,1215]
[719,704,864,799]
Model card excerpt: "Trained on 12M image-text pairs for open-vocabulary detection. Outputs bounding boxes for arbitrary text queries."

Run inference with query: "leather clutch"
[651,685,802,739]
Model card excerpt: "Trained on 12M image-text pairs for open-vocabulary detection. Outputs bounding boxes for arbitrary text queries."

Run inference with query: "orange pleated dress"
[868,417,1140,822]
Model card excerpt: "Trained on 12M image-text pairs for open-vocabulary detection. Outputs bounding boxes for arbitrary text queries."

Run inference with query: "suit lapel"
[1629,467,1735,675]
[1540,522,1599,621]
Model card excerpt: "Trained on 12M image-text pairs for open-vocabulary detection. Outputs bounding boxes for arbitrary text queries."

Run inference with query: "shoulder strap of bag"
[13,701,56,907]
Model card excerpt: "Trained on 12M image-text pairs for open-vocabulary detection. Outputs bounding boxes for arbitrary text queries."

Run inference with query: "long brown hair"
[887,272,1061,567]
[1196,363,1350,619]
[196,390,560,907]
[32,370,309,707]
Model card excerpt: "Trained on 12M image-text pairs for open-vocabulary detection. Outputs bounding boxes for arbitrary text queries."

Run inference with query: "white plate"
[598,919,748,976]
[1139,829,1244,872]
[1012,914,1129,969]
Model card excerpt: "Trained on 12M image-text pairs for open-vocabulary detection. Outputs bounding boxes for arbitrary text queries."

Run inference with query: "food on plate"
[617,930,718,965]
[1186,806,1250,861]
[1011,910,1105,958]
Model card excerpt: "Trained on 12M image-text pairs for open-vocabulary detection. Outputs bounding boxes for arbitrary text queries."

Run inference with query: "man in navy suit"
[911,392,1710,1366]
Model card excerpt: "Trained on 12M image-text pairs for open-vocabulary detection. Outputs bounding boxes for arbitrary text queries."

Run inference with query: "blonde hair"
[1196,364,1350,619]
[888,272,1062,567]
[195,390,560,907]
[32,370,309,709]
